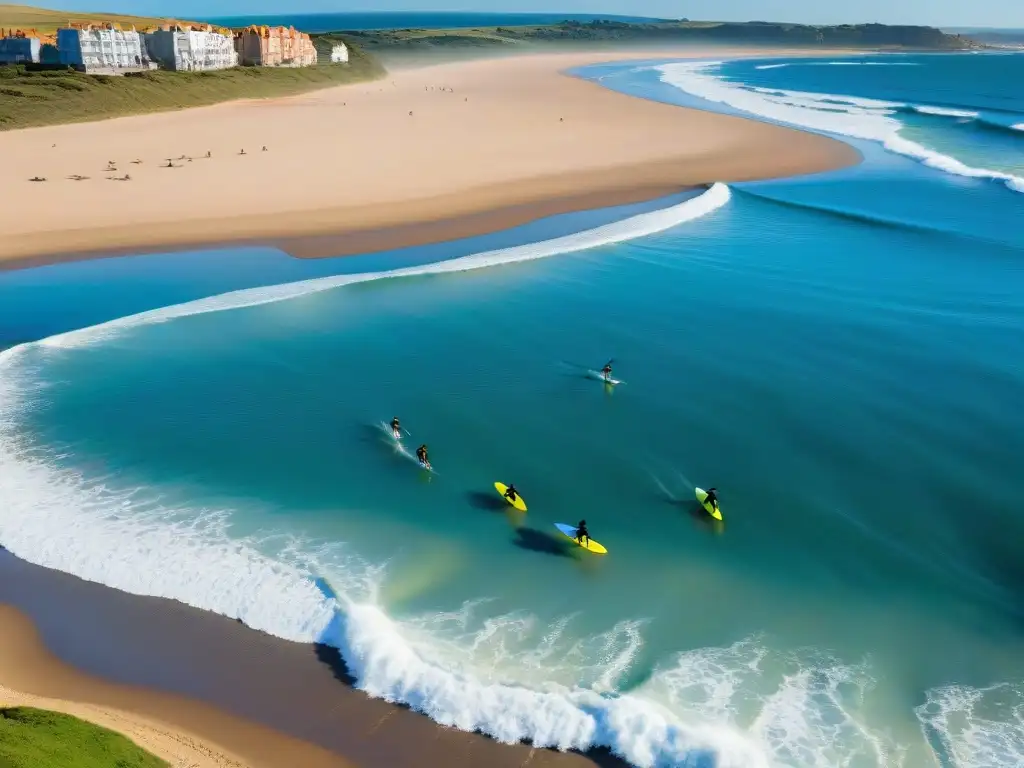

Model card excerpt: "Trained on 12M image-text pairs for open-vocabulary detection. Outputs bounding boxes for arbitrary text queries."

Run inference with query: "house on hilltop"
[144,24,237,71]
[234,25,317,67]
[57,23,152,73]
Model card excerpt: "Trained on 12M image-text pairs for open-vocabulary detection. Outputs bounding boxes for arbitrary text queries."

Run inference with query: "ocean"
[1,52,1023,767]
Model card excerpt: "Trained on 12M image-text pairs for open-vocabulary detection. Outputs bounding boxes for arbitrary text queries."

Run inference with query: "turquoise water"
[1,54,1023,767]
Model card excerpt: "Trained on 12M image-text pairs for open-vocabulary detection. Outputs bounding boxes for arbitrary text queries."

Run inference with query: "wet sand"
[0,548,627,767]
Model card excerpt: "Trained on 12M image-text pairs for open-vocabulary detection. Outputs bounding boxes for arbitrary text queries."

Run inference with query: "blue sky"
[41,1,1024,28]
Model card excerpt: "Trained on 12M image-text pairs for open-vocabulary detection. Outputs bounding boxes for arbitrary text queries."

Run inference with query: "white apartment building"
[145,27,237,72]
[57,26,147,72]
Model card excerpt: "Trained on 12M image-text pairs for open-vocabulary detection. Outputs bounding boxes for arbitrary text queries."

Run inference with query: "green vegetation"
[0,3,200,34]
[0,5,972,131]
[0,43,384,130]
[0,706,166,768]
[339,19,973,54]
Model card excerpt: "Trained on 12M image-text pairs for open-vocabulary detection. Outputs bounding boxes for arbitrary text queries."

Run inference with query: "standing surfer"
[601,359,614,382]
[390,417,402,439]
[504,484,519,503]
[575,519,590,546]
[703,487,719,514]
[416,444,431,469]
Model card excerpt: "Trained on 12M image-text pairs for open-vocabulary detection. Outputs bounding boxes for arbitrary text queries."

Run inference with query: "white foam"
[915,683,1024,767]
[913,105,980,118]
[755,61,919,70]
[818,61,918,66]
[1012,123,1024,132]
[658,61,1024,195]
[21,183,729,354]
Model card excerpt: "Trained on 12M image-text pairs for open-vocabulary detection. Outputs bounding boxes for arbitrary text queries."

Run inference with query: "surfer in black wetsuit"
[390,417,401,439]
[416,444,430,468]
[601,360,613,382]
[575,519,590,546]
[504,484,518,503]
[704,488,719,513]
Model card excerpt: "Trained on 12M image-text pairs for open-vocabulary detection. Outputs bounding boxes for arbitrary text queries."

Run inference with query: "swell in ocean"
[657,60,1024,195]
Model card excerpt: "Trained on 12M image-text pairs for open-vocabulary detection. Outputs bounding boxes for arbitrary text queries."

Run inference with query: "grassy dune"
[0,707,166,768]
[0,2,200,33]
[0,43,384,130]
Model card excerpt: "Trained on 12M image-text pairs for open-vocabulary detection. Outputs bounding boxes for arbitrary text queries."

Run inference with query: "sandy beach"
[0,48,858,266]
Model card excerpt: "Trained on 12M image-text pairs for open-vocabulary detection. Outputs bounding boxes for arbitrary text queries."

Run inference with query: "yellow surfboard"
[494,482,527,512]
[695,488,723,521]
[554,523,608,554]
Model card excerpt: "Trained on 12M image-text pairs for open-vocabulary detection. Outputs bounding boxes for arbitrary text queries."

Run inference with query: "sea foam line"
[8,183,729,354]
[755,60,918,70]
[658,61,1024,195]
[912,105,980,119]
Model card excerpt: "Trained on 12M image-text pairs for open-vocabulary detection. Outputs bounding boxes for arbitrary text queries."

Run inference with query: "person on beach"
[575,519,590,546]
[504,484,519,503]
[416,444,430,469]
[390,417,401,439]
[703,488,720,513]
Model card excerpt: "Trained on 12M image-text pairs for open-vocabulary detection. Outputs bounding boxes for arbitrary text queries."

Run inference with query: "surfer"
[390,417,401,439]
[575,519,590,546]
[416,444,431,469]
[503,484,519,503]
[601,360,613,382]
[704,487,719,513]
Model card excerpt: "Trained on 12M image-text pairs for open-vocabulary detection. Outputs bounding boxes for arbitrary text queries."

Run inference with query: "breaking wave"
[658,61,1024,195]
[21,184,729,353]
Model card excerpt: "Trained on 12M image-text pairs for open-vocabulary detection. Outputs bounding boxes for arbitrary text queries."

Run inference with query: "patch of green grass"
[0,707,167,768]
[0,43,384,130]
[0,3,200,35]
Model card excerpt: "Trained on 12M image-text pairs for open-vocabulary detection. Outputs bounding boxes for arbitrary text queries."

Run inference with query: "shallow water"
[1,54,1023,767]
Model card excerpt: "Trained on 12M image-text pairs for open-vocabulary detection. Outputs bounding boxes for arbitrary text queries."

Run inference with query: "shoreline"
[0,547,625,768]
[0,180,701,273]
[0,48,860,268]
